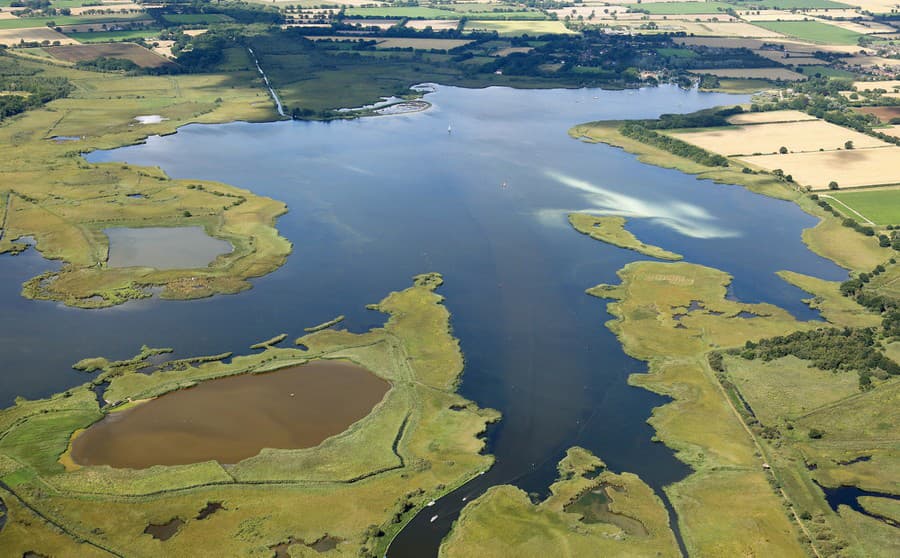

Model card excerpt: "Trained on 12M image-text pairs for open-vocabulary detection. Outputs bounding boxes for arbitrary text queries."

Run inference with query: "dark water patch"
[23,553,49,558]
[0,495,6,533]
[50,136,81,143]
[687,300,703,312]
[837,455,872,466]
[70,360,390,468]
[90,380,110,408]
[564,484,649,536]
[126,193,146,199]
[144,518,184,541]
[105,227,232,270]
[195,501,223,520]
[309,535,341,552]
[270,534,341,556]
[734,310,762,319]
[819,484,900,527]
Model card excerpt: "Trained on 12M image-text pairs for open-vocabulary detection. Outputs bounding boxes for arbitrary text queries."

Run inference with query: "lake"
[0,84,846,556]
[70,360,389,468]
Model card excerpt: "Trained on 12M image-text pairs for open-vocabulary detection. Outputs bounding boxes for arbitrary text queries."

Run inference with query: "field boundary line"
[820,194,875,225]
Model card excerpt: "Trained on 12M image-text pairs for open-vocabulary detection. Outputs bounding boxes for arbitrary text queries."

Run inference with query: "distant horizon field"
[625,1,734,14]
[829,189,900,225]
[753,20,863,45]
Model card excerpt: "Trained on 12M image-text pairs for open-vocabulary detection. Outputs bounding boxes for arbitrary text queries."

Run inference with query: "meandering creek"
[0,85,848,555]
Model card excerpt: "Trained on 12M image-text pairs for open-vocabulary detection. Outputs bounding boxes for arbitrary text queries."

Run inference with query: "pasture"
[739,146,900,189]
[670,120,889,156]
[45,43,172,68]
[829,189,900,225]
[690,67,804,80]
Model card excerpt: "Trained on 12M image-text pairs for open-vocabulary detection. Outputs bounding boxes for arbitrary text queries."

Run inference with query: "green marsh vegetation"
[0,273,500,558]
[0,51,291,308]
[440,447,679,558]
[568,213,683,261]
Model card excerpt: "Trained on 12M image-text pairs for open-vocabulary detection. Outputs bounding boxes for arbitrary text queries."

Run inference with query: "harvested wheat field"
[727,110,817,125]
[854,80,900,92]
[46,43,173,68]
[0,27,77,46]
[739,147,900,189]
[670,120,889,156]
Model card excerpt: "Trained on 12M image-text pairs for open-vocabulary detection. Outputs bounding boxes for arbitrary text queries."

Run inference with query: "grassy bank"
[568,119,895,273]
[440,447,679,558]
[569,213,683,261]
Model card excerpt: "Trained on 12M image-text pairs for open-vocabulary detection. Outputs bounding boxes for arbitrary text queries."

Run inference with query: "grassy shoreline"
[568,119,892,273]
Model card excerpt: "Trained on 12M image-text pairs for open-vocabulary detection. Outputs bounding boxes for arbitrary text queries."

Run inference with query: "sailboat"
[448,122,452,134]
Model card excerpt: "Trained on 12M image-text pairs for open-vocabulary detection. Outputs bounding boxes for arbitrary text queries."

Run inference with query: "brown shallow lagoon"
[70,360,390,468]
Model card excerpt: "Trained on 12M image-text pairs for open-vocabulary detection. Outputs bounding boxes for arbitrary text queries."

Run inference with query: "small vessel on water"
[447,123,452,134]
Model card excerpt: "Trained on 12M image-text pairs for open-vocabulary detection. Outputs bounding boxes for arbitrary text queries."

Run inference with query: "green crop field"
[66,29,161,43]
[626,1,734,14]
[753,20,863,45]
[161,13,234,24]
[830,189,900,225]
[728,0,852,8]
[0,14,145,30]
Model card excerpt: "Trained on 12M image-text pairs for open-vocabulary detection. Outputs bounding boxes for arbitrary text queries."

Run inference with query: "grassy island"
[569,213,683,261]
[0,273,499,557]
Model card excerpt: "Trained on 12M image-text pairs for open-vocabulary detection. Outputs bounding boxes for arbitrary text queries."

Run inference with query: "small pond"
[105,226,232,270]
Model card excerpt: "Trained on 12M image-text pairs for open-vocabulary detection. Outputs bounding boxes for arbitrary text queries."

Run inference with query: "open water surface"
[0,85,848,554]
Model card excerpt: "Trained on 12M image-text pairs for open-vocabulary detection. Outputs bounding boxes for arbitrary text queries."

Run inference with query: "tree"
[779,146,788,154]
[829,181,839,190]
[845,140,854,150]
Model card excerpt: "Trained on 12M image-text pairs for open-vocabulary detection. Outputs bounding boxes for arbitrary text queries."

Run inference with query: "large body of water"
[0,85,846,555]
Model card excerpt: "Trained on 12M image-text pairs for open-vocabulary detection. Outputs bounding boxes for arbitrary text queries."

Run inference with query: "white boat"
[430,515,438,523]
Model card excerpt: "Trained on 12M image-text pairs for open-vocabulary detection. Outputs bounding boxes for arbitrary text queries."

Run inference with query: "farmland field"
[852,106,900,123]
[625,1,734,14]
[45,43,173,68]
[739,147,900,189]
[670,120,888,156]
[161,13,234,24]
[0,14,145,29]
[690,67,803,80]
[829,189,900,225]
[65,29,161,43]
[753,20,863,44]
[729,0,852,7]
[0,27,77,46]
[726,109,816,124]
[463,20,577,36]
[345,7,456,18]
[853,79,900,92]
